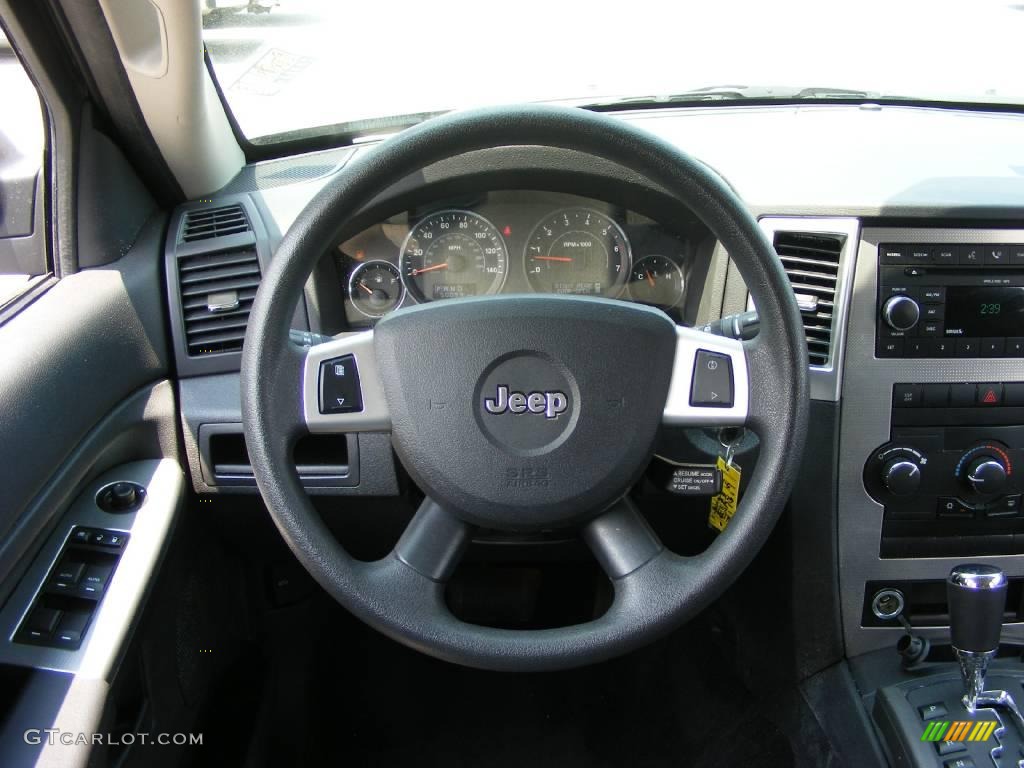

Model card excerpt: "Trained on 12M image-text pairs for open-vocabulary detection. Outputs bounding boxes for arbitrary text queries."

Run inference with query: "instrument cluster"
[335,191,694,327]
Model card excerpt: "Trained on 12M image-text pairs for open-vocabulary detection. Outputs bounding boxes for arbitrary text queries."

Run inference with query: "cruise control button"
[689,350,733,407]
[319,355,363,414]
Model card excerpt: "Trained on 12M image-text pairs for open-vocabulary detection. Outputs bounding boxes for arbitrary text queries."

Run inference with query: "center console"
[839,229,1024,659]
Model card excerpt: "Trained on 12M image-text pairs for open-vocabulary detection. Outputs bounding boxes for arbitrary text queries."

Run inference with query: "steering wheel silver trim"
[302,331,390,433]
[302,323,748,434]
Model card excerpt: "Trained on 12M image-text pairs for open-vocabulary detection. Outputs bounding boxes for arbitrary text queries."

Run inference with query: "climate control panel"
[865,388,1024,556]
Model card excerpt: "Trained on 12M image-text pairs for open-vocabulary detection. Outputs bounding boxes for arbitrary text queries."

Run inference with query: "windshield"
[204,0,1024,143]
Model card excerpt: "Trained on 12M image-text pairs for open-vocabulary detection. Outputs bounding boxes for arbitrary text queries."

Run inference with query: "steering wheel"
[241,105,809,672]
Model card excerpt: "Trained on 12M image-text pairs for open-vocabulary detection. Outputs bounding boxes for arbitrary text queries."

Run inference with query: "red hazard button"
[977,383,1003,406]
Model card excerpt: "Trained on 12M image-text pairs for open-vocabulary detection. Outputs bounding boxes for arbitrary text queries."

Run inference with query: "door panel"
[0,216,173,591]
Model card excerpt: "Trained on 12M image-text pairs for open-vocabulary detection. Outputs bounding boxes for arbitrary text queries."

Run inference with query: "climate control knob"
[966,457,1008,495]
[883,458,922,496]
[882,295,920,331]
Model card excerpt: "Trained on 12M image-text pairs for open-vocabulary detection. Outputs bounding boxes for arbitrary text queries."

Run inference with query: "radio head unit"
[876,243,1024,358]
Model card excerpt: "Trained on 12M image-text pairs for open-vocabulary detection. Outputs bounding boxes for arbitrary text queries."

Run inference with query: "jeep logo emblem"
[484,385,568,420]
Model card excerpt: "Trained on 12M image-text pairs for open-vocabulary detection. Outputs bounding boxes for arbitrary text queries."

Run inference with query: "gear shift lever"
[947,564,1007,711]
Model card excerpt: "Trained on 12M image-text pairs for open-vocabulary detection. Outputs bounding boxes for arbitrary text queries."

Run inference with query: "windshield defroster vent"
[773,231,844,367]
[181,204,251,242]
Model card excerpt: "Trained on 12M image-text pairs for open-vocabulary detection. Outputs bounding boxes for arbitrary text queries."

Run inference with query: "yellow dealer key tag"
[708,456,741,532]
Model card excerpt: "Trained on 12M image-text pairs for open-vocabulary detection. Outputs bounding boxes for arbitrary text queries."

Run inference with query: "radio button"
[877,339,903,357]
[933,246,958,265]
[922,305,944,321]
[908,246,932,263]
[919,287,946,303]
[907,340,930,357]
[883,295,921,331]
[984,247,1008,266]
[1006,338,1024,357]
[920,322,943,337]
[960,247,983,266]
[880,245,909,264]
[928,339,955,357]
[982,338,1006,357]
[956,338,980,357]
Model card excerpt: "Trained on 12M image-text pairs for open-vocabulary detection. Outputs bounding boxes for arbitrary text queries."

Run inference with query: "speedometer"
[400,210,508,303]
[523,208,631,296]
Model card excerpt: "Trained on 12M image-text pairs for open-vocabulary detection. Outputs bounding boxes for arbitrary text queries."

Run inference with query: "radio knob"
[882,295,920,331]
[883,458,922,496]
[966,457,1008,495]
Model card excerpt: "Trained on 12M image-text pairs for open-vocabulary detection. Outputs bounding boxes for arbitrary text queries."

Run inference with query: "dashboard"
[333,191,699,328]
[164,103,1024,670]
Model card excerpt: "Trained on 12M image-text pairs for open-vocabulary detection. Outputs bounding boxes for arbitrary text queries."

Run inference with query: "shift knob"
[947,564,1007,653]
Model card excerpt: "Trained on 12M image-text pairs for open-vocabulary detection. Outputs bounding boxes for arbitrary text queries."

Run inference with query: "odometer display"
[400,210,508,303]
[523,208,631,296]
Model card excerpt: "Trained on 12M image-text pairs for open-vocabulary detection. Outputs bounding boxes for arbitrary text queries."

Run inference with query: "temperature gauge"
[348,260,404,318]
[628,255,684,308]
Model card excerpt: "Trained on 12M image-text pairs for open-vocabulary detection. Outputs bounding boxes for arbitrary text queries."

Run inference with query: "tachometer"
[400,210,508,302]
[523,208,630,296]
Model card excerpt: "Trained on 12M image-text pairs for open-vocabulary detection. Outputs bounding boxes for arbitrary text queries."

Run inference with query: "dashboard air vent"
[178,247,261,356]
[181,204,250,242]
[773,231,844,366]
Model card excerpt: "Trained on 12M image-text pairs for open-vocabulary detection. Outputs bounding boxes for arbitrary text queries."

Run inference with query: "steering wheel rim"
[241,104,809,671]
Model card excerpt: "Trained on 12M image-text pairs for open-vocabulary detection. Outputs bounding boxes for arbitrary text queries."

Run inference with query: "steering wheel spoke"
[583,498,663,579]
[302,330,391,433]
[393,498,471,582]
[662,325,749,428]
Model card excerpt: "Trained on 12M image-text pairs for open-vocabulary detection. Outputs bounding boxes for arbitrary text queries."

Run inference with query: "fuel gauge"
[348,260,404,318]
[628,255,684,308]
